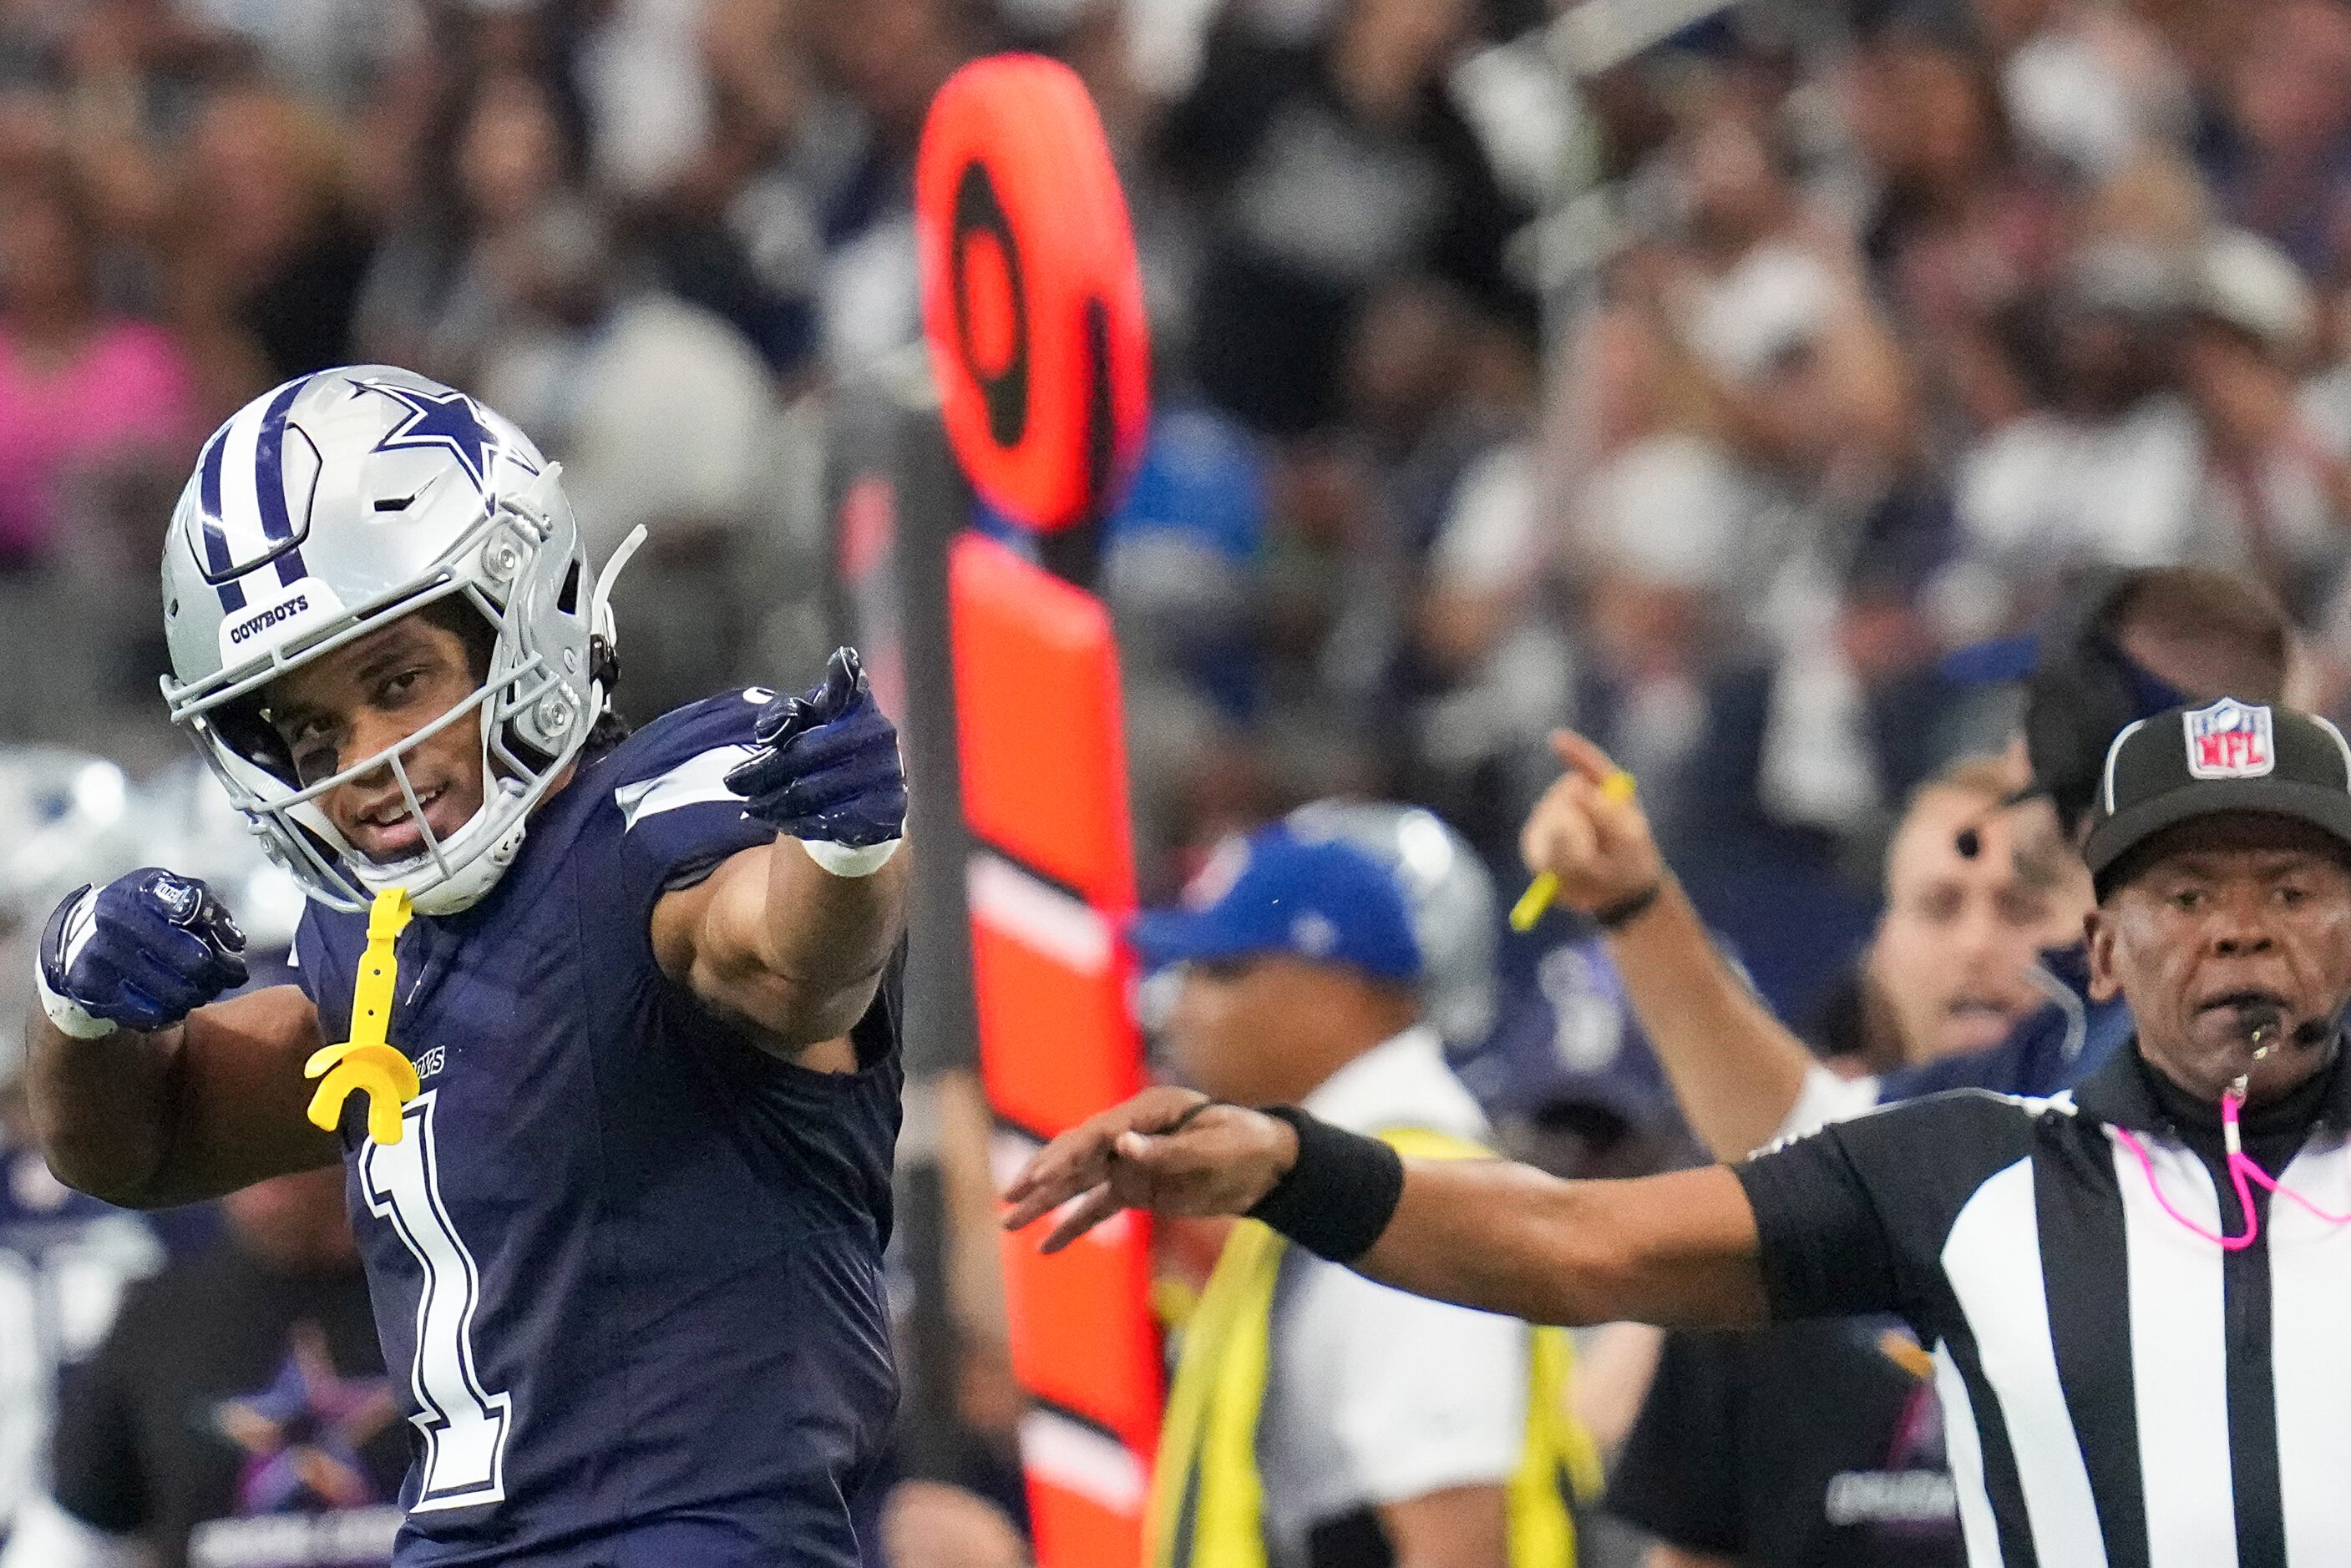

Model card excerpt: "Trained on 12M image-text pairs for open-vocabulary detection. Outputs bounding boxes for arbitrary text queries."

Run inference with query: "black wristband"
[1594,881,1663,932]
[1244,1105,1406,1263]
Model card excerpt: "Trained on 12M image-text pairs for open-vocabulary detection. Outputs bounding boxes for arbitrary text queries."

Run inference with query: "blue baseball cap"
[1128,825,1422,983]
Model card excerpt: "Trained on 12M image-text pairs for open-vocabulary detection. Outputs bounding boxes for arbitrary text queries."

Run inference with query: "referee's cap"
[1128,825,1423,984]
[2083,698,2351,898]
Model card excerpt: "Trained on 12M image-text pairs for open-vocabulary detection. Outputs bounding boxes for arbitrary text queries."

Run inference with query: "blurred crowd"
[8,0,2351,1563]
[12,0,2351,1009]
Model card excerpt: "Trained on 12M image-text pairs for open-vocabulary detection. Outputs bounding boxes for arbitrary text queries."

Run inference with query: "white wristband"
[34,964,116,1040]
[798,837,903,878]
[35,888,116,1039]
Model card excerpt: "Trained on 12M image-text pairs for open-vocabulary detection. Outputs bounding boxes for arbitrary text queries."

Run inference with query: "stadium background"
[5,0,2351,1562]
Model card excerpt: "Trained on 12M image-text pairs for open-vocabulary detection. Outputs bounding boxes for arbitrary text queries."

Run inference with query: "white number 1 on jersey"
[362,1091,514,1511]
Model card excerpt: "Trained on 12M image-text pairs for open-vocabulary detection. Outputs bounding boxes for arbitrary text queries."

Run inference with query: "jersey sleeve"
[1605,1332,1744,1554]
[601,690,785,910]
[1734,1091,2034,1325]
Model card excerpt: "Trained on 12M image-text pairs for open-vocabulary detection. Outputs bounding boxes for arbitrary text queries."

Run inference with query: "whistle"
[306,887,422,1144]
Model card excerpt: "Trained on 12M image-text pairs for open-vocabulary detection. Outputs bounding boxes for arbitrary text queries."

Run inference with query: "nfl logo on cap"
[2184,698,2275,780]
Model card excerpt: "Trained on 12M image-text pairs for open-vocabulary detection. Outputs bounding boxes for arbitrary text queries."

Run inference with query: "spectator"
[798,0,969,377]
[170,81,373,392]
[1163,0,1530,434]
[1839,755,2094,1067]
[1840,30,2067,440]
[614,0,845,381]
[1513,564,2290,1164]
[1958,217,2351,627]
[0,162,197,749]
[2176,229,2351,616]
[1129,824,1594,1566]
[2201,0,2351,284]
[0,166,195,571]
[5,1168,401,1568]
[357,65,594,386]
[1558,83,1917,580]
[0,753,170,1558]
[365,63,789,716]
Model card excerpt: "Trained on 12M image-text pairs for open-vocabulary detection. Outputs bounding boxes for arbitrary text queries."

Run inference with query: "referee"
[1009,696,2351,1564]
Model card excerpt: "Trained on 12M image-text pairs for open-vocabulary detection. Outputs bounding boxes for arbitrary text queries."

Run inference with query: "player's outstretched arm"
[1525,731,1834,1159]
[1003,1089,1768,1331]
[652,650,909,1057]
[28,870,339,1207]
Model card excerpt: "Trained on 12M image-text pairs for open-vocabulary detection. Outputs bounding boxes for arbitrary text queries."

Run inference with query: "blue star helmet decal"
[363,380,537,493]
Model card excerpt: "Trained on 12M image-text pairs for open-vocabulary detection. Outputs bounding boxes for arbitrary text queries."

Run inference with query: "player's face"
[1868,787,2089,1061]
[2090,815,2351,1105]
[261,612,488,865]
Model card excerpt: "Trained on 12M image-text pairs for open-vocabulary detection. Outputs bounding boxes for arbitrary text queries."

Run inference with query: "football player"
[23,368,910,1566]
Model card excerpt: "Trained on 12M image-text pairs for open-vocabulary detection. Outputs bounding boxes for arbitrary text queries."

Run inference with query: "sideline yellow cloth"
[1145,1126,1603,1568]
[305,887,423,1145]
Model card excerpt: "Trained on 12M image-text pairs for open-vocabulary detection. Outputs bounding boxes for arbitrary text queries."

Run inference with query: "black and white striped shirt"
[1735,1044,2351,1568]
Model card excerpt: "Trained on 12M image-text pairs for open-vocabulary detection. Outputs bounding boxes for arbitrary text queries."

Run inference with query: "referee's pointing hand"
[1003,1087,1301,1253]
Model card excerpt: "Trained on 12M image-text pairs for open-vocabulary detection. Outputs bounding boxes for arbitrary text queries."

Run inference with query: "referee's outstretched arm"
[1003,1085,1775,1331]
[1012,707,2351,1560]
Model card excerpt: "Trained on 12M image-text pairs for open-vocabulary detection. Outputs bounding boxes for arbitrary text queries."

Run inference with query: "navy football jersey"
[291,690,904,1566]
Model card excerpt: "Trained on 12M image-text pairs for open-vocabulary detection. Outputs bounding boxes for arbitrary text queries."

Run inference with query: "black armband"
[1244,1105,1406,1263]
[1593,882,1663,932]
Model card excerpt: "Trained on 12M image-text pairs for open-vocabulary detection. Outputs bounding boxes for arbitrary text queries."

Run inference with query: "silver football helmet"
[1286,799,1499,1050]
[160,367,637,916]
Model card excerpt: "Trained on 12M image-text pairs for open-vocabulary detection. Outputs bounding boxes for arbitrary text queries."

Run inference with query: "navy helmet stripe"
[275,546,309,586]
[197,428,234,575]
[195,427,246,611]
[252,377,309,542]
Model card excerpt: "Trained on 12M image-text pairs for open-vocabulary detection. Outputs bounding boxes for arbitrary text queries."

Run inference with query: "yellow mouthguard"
[306,887,422,1145]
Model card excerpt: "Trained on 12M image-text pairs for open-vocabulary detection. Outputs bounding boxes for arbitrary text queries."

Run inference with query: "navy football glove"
[725,648,908,854]
[37,868,249,1038]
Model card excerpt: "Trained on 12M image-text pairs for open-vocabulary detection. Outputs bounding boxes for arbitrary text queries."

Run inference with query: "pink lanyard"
[2113,1091,2351,1251]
